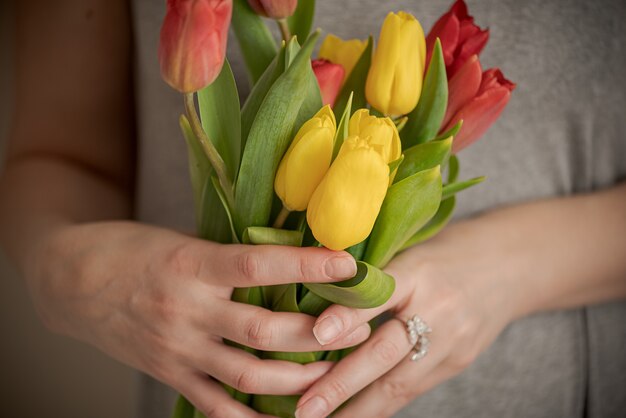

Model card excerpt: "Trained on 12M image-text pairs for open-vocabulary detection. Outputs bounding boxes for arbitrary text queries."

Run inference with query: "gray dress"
[131,0,626,416]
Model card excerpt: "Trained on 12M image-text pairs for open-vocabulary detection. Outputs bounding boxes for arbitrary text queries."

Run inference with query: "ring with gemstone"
[396,314,432,362]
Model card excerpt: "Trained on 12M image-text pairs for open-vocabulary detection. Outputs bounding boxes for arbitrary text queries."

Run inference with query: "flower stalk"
[273,206,291,229]
[183,92,235,207]
[278,18,291,41]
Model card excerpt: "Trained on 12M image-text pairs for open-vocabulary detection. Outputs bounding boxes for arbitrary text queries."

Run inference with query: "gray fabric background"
[131,0,626,416]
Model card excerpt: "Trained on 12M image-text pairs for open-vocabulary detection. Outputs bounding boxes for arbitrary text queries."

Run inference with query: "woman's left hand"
[294,227,521,418]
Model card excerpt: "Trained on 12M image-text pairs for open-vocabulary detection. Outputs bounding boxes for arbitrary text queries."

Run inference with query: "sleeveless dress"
[130,0,626,416]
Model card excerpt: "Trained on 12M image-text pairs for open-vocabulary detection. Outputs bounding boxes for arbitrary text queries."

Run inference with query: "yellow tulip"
[274,105,336,211]
[365,11,426,116]
[319,34,368,84]
[348,109,401,165]
[307,136,390,250]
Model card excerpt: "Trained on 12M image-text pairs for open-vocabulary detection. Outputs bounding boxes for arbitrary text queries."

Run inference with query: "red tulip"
[442,60,516,153]
[247,0,297,19]
[312,59,345,108]
[159,0,232,93]
[426,0,489,79]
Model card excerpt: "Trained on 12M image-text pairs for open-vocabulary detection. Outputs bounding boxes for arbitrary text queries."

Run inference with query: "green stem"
[272,206,291,229]
[183,92,235,207]
[277,19,291,42]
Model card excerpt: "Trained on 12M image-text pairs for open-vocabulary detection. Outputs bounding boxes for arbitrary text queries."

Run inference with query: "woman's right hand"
[26,221,367,417]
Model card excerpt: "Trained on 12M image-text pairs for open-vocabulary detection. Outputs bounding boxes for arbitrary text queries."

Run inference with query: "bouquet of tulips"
[159,0,514,416]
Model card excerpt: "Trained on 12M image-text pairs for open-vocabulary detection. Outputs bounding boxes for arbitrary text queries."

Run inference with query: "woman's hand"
[294,225,520,418]
[296,183,626,418]
[28,221,369,417]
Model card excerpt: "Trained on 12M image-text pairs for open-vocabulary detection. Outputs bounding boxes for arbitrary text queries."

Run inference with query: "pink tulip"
[442,62,516,153]
[158,0,232,93]
[247,0,297,19]
[426,0,489,79]
[312,59,345,108]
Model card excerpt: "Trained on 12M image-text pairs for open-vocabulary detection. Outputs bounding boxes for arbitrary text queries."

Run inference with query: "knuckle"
[243,315,274,348]
[202,403,232,418]
[372,338,402,366]
[235,251,262,283]
[166,242,199,278]
[234,368,261,393]
[325,377,351,402]
[380,377,411,402]
[450,350,477,371]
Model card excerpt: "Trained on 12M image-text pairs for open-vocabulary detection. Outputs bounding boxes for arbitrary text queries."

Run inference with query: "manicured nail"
[295,396,327,418]
[325,256,357,279]
[313,315,343,345]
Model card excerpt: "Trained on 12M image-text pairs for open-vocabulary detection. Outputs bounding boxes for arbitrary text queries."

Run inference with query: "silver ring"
[396,314,431,362]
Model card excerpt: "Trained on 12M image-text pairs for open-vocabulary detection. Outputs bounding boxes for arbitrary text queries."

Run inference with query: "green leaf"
[442,176,486,200]
[434,119,463,142]
[235,32,320,236]
[333,36,373,120]
[231,0,278,85]
[241,46,287,153]
[332,92,353,160]
[401,38,448,148]
[394,137,452,183]
[171,396,194,418]
[193,410,206,418]
[388,155,405,174]
[288,0,315,42]
[401,195,456,250]
[180,115,231,243]
[251,395,300,418]
[304,261,395,308]
[447,154,459,183]
[242,227,303,246]
[298,290,332,316]
[197,60,241,180]
[210,176,239,243]
[364,167,443,267]
[345,238,367,261]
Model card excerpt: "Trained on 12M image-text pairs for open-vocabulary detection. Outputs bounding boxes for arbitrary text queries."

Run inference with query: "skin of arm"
[294,183,626,418]
[0,2,368,416]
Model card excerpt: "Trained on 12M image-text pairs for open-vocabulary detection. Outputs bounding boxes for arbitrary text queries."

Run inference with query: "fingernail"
[325,256,357,279]
[313,315,343,345]
[295,396,327,418]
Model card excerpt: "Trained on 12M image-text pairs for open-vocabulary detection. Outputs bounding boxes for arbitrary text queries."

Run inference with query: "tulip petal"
[334,36,373,118]
[312,59,345,107]
[443,54,482,127]
[319,34,368,83]
[307,147,389,251]
[449,86,512,153]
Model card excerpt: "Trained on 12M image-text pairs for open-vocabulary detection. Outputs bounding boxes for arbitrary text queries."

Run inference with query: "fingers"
[209,299,371,352]
[311,277,409,346]
[179,240,357,287]
[190,341,334,395]
[178,371,268,418]
[333,357,456,418]
[294,320,415,418]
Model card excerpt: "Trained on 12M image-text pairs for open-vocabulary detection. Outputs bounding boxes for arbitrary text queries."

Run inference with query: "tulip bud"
[247,0,297,19]
[318,34,368,84]
[443,67,516,153]
[307,136,390,251]
[366,12,426,116]
[425,0,489,79]
[275,105,336,211]
[159,0,232,93]
[348,109,401,165]
[312,59,345,107]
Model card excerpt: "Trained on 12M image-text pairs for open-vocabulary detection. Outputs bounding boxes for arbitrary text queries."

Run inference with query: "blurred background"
[0,2,136,417]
